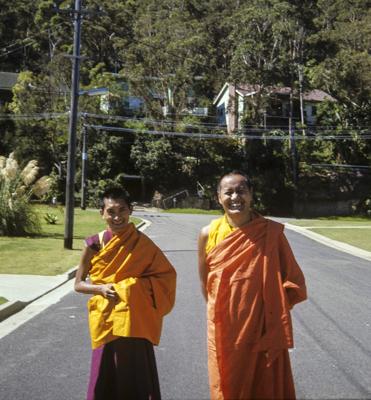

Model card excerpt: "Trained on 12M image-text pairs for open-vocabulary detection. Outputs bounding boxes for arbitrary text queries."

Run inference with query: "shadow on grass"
[16,232,85,240]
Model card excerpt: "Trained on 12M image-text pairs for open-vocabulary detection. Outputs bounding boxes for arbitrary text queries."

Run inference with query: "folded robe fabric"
[87,223,176,349]
[206,215,307,399]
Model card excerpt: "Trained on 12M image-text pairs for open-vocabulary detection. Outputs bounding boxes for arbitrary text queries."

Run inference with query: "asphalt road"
[0,212,370,400]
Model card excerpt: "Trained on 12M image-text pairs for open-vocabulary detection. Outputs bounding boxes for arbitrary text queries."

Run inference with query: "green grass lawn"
[0,205,141,276]
[287,216,371,252]
[0,297,7,305]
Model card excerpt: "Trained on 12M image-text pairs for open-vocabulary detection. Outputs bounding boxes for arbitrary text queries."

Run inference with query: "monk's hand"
[100,284,117,300]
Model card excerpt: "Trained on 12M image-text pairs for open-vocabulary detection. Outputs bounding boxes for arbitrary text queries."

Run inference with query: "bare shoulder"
[199,224,210,239]
[198,224,210,251]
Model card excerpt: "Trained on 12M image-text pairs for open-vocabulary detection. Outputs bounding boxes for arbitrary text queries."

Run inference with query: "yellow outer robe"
[87,223,176,349]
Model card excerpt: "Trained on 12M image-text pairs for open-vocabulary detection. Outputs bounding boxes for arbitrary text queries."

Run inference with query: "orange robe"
[206,215,307,400]
[87,223,176,349]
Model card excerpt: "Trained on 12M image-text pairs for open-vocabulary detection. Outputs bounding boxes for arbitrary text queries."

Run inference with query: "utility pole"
[54,1,104,248]
[80,122,88,210]
[288,89,298,187]
[298,65,306,136]
[64,0,82,249]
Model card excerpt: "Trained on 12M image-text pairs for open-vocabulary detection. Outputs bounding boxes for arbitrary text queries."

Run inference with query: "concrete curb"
[0,219,151,323]
[0,301,27,323]
[0,265,78,323]
[284,222,371,262]
[136,218,151,232]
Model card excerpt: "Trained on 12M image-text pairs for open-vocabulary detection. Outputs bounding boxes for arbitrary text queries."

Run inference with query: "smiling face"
[100,197,132,234]
[218,174,253,225]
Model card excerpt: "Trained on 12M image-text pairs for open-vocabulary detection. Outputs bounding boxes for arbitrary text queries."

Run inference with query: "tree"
[309,0,371,126]
[113,0,212,119]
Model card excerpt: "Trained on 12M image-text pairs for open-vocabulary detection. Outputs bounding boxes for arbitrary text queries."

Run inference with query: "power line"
[81,112,228,131]
[0,40,36,59]
[81,113,371,135]
[0,112,68,121]
[311,164,371,170]
[0,111,369,139]
[0,22,68,59]
[86,124,371,140]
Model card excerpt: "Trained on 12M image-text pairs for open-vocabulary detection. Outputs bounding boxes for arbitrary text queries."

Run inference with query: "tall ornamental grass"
[0,153,52,236]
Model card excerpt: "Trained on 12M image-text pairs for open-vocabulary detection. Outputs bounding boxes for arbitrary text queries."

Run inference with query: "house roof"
[0,72,18,90]
[213,82,229,105]
[214,82,336,104]
[302,89,336,102]
[235,84,263,97]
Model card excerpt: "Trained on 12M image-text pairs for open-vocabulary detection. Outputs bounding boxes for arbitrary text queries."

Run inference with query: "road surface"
[0,212,370,399]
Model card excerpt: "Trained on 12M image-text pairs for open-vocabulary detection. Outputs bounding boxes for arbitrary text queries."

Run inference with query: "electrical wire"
[0,112,68,121]
[0,21,68,59]
[310,164,371,170]
[0,111,369,140]
[86,124,371,141]
[81,112,371,135]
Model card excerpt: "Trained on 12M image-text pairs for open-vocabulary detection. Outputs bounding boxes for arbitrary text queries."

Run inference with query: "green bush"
[0,153,52,236]
[44,212,59,225]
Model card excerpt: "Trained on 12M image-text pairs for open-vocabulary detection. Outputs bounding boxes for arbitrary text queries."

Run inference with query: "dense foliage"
[0,0,370,215]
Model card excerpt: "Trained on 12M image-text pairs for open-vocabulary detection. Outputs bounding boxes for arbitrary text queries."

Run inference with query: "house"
[0,72,18,107]
[98,75,208,117]
[213,82,336,134]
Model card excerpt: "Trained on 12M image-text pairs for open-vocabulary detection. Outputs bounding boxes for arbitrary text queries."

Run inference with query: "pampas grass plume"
[4,153,18,180]
[21,160,39,186]
[32,176,52,198]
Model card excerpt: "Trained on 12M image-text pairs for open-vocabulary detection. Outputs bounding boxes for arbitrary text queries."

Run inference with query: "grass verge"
[0,297,7,305]
[287,216,371,252]
[0,205,142,276]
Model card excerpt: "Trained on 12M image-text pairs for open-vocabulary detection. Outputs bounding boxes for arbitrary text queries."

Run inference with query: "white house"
[213,82,336,134]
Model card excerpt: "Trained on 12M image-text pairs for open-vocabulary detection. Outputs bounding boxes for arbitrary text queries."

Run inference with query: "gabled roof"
[0,72,18,90]
[235,84,262,97]
[302,89,336,102]
[214,82,336,104]
[213,82,229,105]
[238,85,336,102]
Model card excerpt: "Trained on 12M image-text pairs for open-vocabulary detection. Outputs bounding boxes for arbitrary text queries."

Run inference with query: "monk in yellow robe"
[75,187,176,400]
[198,171,307,400]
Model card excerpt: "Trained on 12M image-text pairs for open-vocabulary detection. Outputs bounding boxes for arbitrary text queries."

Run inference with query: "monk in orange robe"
[198,171,307,400]
[75,187,176,400]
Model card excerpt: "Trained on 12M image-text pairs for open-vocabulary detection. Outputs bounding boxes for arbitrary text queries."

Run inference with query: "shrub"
[0,153,52,236]
[44,212,58,225]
